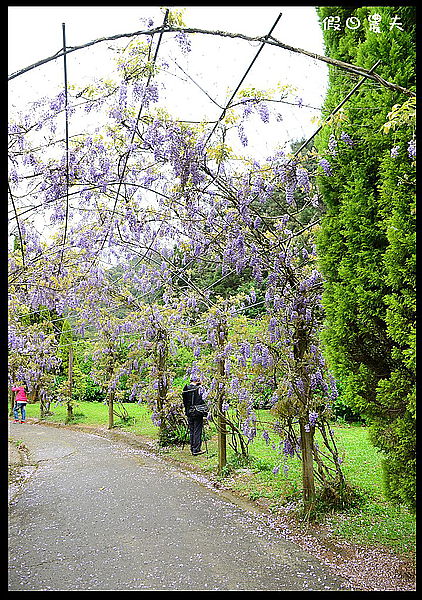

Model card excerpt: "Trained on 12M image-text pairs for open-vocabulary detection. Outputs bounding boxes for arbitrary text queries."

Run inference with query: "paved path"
[8,422,351,591]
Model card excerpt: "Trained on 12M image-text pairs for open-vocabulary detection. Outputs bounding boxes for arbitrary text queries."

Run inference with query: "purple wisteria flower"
[189,362,201,381]
[269,392,279,407]
[242,100,254,119]
[237,341,251,367]
[49,92,66,113]
[309,411,318,427]
[257,103,270,123]
[328,134,337,155]
[340,131,354,146]
[273,294,284,311]
[253,215,262,229]
[241,416,256,441]
[319,158,332,175]
[251,343,273,368]
[328,374,339,401]
[285,184,295,204]
[390,145,400,158]
[133,83,159,105]
[296,167,310,192]
[139,16,154,29]
[238,124,248,147]
[175,31,191,53]
[283,437,295,457]
[408,139,416,159]
[310,365,326,390]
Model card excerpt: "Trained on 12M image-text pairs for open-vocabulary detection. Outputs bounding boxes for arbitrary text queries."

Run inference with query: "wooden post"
[156,329,168,414]
[67,345,73,421]
[294,323,316,517]
[156,328,169,444]
[9,369,16,417]
[107,343,115,430]
[216,319,228,473]
[217,401,227,473]
[108,388,114,430]
[299,418,316,518]
[9,388,15,418]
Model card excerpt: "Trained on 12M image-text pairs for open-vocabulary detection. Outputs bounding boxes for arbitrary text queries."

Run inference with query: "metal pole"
[58,22,70,275]
[203,12,282,148]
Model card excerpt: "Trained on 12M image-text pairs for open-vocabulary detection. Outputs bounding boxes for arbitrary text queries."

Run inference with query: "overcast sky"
[8,6,328,157]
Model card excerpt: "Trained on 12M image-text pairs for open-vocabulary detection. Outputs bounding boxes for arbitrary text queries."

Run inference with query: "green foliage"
[382,97,416,134]
[315,6,416,509]
[78,378,105,402]
[206,143,234,165]
[163,7,186,27]
[331,380,364,423]
[169,345,194,379]
[159,421,189,446]
[58,319,73,366]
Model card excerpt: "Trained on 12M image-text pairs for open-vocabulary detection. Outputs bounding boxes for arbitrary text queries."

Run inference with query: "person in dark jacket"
[182,378,206,455]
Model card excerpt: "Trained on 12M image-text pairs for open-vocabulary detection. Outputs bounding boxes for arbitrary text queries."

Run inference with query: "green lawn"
[24,399,157,436]
[21,400,415,558]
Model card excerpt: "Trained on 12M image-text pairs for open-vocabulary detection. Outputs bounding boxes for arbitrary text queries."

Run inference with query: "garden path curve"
[8,422,351,591]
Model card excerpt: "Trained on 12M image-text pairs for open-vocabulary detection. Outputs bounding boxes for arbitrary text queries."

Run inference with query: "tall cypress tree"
[315,6,416,509]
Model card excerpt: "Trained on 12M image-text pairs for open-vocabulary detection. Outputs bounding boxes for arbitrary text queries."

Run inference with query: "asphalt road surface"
[8,422,351,591]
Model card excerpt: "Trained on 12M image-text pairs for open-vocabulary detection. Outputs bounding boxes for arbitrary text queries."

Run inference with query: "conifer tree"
[315,6,416,509]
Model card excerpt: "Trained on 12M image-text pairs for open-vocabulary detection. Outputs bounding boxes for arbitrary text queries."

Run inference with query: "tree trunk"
[40,390,47,419]
[299,418,316,517]
[293,323,317,517]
